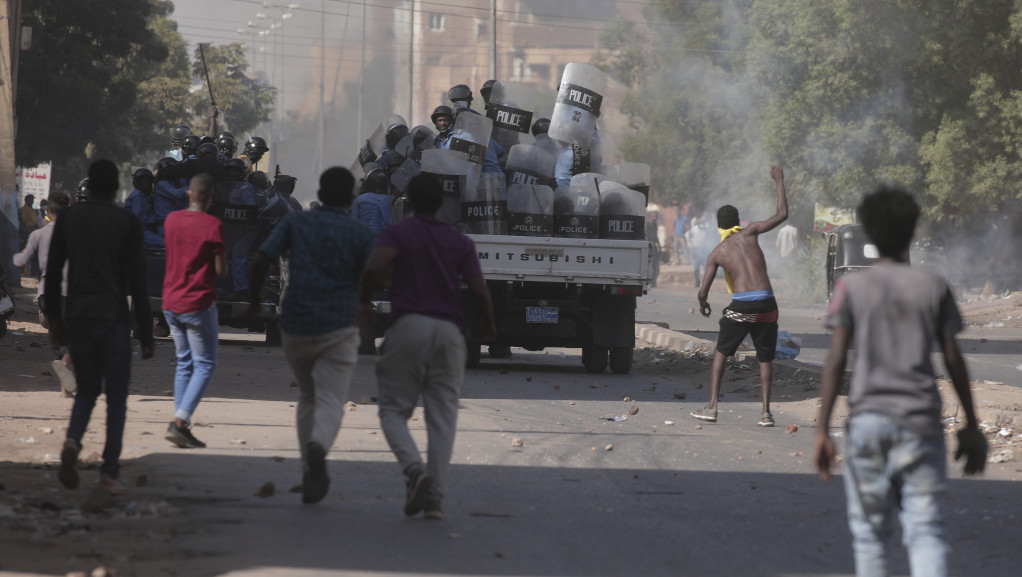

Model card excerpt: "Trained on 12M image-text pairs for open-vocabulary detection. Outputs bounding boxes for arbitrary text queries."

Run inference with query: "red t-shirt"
[162,210,225,314]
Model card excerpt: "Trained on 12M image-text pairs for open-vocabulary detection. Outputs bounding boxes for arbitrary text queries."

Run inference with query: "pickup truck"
[461,234,654,373]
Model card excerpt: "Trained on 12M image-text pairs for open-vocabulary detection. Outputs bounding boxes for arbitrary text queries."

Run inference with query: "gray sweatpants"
[377,313,466,499]
[282,325,360,469]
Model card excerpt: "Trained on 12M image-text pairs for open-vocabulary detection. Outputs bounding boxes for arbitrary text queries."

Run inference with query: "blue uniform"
[351,192,391,234]
[123,189,165,248]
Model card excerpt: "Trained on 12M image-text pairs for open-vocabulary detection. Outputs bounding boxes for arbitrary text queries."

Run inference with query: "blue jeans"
[843,412,948,577]
[164,306,219,423]
[66,319,132,479]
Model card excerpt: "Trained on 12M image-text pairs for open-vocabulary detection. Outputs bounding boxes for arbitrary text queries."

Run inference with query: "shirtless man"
[690,166,787,427]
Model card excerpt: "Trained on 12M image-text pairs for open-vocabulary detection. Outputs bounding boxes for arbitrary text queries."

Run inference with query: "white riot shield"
[505,144,556,189]
[598,184,646,241]
[487,81,537,151]
[554,185,600,239]
[390,157,421,194]
[603,163,651,202]
[462,172,507,235]
[448,113,493,166]
[548,63,607,148]
[507,184,554,237]
[569,172,607,190]
[357,123,387,167]
[386,114,407,130]
[420,148,476,226]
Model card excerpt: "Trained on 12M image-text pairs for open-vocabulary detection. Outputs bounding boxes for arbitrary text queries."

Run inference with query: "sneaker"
[404,467,434,517]
[99,474,128,496]
[690,407,718,423]
[58,439,80,489]
[165,422,206,449]
[758,412,775,427]
[424,498,445,520]
[302,442,330,504]
[52,360,76,397]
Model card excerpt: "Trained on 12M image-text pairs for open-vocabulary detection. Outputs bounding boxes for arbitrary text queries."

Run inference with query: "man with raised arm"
[690,166,787,427]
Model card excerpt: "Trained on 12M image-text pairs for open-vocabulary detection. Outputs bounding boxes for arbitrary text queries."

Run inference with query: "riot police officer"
[243,136,270,167]
[431,105,455,149]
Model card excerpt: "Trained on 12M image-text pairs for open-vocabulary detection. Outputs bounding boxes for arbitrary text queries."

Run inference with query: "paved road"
[638,272,1022,388]
[2,327,1018,577]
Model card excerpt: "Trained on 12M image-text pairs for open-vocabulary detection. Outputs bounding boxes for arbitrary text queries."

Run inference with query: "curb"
[634,322,818,380]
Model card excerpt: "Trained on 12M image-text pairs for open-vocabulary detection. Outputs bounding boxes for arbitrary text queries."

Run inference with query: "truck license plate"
[526,306,559,324]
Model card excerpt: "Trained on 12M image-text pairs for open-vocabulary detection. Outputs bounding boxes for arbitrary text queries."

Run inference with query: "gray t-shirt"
[825,263,963,438]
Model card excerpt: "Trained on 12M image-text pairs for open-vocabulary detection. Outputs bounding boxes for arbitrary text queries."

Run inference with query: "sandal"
[758,412,775,427]
[690,407,717,423]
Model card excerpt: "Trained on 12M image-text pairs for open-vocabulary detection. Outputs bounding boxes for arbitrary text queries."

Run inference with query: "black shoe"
[303,442,330,504]
[58,439,80,489]
[404,467,433,516]
[424,498,445,520]
[165,422,206,449]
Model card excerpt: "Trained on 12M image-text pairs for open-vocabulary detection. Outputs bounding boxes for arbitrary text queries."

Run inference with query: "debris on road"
[604,444,613,451]
[988,449,1014,463]
[255,482,275,498]
[511,437,524,448]
[629,406,639,415]
[230,438,247,445]
[600,415,627,422]
[786,425,799,434]
[346,401,358,411]
[673,392,686,399]
[664,420,674,425]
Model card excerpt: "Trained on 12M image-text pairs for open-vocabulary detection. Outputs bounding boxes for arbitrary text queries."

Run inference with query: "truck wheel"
[265,320,282,347]
[609,346,633,374]
[358,336,377,355]
[466,340,481,368]
[582,345,608,373]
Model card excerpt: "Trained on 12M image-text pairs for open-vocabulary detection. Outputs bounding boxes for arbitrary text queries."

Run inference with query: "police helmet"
[361,170,390,195]
[531,117,551,136]
[385,124,410,149]
[244,136,269,160]
[216,134,238,158]
[181,134,202,157]
[448,84,472,103]
[431,105,454,124]
[249,171,270,189]
[75,178,89,201]
[199,135,215,146]
[171,124,192,144]
[363,162,385,179]
[225,158,247,179]
[215,130,235,142]
[132,168,155,190]
[480,79,496,102]
[274,174,297,195]
[156,157,178,172]
[197,142,220,158]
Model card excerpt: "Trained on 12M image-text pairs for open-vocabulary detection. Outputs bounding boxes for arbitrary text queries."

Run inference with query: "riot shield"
[487,80,536,151]
[389,157,421,194]
[569,171,607,189]
[548,63,607,148]
[357,123,387,167]
[210,181,260,293]
[448,112,493,166]
[507,184,554,237]
[554,185,600,239]
[420,148,475,226]
[505,144,556,190]
[598,183,646,241]
[603,163,651,202]
[462,172,507,235]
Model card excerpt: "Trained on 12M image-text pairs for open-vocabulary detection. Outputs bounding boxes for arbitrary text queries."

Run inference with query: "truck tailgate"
[469,234,652,285]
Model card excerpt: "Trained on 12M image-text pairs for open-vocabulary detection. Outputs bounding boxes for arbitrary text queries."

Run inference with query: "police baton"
[199,43,217,108]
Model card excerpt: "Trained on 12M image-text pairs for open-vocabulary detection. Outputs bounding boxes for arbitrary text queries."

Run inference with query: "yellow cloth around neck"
[717,226,744,293]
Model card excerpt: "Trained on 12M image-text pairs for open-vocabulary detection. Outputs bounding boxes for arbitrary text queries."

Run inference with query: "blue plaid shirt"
[259,206,375,336]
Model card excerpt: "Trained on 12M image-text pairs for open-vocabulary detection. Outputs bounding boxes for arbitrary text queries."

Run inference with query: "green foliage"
[15,1,274,192]
[596,0,1022,226]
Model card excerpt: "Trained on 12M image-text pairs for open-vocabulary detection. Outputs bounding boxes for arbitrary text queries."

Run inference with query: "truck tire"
[466,340,481,368]
[609,346,633,374]
[265,320,282,347]
[582,345,608,373]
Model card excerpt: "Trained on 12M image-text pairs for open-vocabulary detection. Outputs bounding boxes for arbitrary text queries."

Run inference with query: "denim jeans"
[66,319,132,479]
[164,305,219,423]
[843,411,948,577]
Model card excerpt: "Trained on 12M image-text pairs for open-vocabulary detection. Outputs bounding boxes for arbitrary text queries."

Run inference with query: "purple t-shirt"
[376,215,483,328]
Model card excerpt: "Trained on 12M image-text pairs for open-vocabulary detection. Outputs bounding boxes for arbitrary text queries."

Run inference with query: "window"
[477,22,486,37]
[428,13,445,31]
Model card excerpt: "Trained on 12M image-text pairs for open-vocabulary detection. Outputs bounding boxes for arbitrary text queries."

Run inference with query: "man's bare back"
[698,166,787,317]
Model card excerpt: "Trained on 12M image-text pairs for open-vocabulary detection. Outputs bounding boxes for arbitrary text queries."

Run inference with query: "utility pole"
[316,0,325,178]
[357,0,365,152]
[490,0,496,79]
[408,0,415,122]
